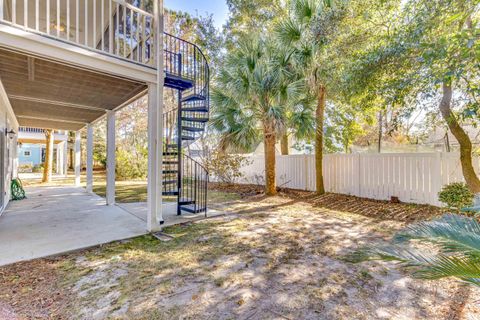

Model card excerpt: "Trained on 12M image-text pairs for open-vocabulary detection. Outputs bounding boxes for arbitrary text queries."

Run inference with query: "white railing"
[0,0,156,66]
[19,126,45,133]
[18,126,67,135]
[212,153,479,207]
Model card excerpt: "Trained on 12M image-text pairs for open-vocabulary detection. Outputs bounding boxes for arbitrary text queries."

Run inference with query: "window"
[24,151,31,157]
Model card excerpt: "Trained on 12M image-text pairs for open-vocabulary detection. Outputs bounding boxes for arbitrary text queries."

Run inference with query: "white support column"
[147,0,164,232]
[86,124,94,193]
[55,141,61,175]
[106,110,116,205]
[57,142,64,176]
[63,135,68,177]
[74,131,81,186]
[147,84,163,232]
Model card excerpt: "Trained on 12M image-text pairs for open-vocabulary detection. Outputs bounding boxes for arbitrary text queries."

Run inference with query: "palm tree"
[211,35,303,195]
[275,0,341,194]
[42,129,54,183]
[353,214,480,287]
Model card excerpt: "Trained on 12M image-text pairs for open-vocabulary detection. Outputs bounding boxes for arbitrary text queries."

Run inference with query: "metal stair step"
[162,170,178,174]
[182,94,206,102]
[162,191,179,196]
[179,203,206,214]
[162,180,177,186]
[163,152,179,156]
[181,117,209,123]
[181,135,195,141]
[181,107,208,113]
[165,73,194,90]
[179,199,195,206]
[163,160,178,165]
[166,144,178,149]
[182,126,203,132]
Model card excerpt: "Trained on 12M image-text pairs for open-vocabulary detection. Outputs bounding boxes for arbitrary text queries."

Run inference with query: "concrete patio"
[0,185,147,266]
[0,179,225,266]
[118,202,225,227]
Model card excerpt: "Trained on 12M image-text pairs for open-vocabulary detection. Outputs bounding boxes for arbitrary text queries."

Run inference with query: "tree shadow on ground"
[43,195,474,320]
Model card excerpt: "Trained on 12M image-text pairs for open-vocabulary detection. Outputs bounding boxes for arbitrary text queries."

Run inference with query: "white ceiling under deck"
[0,48,147,131]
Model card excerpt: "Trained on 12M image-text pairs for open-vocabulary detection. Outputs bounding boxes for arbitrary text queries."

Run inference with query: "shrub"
[438,182,474,210]
[32,164,43,173]
[204,150,250,184]
[18,163,33,173]
[116,148,147,180]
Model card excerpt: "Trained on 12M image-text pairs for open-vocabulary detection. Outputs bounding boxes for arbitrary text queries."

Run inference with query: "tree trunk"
[69,143,73,170]
[439,81,480,193]
[315,85,326,195]
[281,133,289,155]
[42,129,54,183]
[377,111,382,153]
[264,120,277,196]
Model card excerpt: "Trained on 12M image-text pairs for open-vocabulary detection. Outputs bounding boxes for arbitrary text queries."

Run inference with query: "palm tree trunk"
[315,85,326,195]
[264,120,277,196]
[281,133,289,155]
[439,81,480,193]
[42,129,54,183]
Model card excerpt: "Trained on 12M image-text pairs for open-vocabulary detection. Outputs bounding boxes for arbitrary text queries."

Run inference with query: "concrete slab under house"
[0,0,211,266]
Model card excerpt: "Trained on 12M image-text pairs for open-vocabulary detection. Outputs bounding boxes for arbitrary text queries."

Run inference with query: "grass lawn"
[0,185,478,319]
[20,171,240,204]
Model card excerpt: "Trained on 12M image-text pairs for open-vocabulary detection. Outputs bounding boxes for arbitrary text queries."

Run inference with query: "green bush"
[116,148,147,180]
[32,164,43,173]
[438,182,474,210]
[18,163,33,173]
[204,150,250,184]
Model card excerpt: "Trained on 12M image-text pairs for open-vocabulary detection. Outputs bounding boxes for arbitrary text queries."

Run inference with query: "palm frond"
[355,214,480,288]
[275,18,302,45]
[394,214,480,259]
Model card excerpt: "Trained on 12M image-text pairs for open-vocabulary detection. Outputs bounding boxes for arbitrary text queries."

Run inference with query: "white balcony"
[0,0,157,68]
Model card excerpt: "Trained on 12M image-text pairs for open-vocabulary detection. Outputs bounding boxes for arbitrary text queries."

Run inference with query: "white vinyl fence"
[217,153,478,207]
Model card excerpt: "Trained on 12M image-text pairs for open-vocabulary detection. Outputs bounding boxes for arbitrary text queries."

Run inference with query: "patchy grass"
[20,172,240,204]
[1,192,478,319]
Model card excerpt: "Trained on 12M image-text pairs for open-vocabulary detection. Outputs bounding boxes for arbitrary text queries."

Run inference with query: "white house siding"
[0,77,19,214]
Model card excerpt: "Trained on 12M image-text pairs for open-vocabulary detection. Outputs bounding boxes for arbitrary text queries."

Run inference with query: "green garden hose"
[11,178,26,201]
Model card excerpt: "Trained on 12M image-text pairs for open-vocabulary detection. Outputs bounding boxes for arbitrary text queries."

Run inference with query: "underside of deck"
[0,48,148,130]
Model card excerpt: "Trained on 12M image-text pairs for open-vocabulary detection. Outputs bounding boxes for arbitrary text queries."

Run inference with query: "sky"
[164,0,229,29]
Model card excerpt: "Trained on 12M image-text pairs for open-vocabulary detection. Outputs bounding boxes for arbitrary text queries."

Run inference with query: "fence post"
[432,152,442,206]
[356,153,361,197]
[304,154,309,191]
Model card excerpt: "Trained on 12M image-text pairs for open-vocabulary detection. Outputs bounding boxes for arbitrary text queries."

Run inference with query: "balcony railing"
[19,126,66,134]
[19,127,45,133]
[0,0,156,67]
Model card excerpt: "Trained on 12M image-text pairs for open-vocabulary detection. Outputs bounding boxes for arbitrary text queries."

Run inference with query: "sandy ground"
[0,193,477,320]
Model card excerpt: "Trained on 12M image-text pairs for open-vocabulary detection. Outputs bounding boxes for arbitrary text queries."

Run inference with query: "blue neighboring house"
[18,143,44,166]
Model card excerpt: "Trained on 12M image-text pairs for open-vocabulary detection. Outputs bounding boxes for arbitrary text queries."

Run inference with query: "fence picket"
[206,152,480,206]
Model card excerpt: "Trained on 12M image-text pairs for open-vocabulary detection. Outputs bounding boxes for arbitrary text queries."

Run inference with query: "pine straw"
[0,258,72,320]
[209,182,443,222]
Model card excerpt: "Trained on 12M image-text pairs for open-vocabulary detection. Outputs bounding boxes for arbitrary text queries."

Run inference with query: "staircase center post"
[177,52,183,216]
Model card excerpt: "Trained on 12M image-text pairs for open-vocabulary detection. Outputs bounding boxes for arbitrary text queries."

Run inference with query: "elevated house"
[0,0,209,235]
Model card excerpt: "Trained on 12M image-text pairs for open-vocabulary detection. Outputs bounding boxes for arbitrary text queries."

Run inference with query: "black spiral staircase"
[162,33,209,215]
